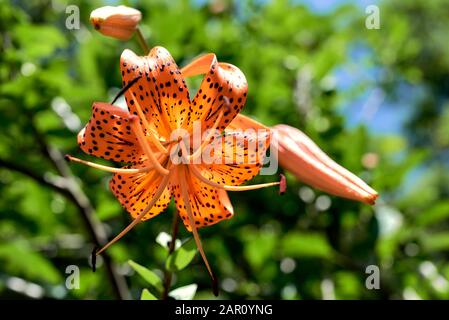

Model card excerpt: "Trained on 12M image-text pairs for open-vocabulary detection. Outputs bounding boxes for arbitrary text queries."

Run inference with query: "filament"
[188,98,229,163]
[96,167,172,256]
[129,91,168,154]
[129,115,169,176]
[178,165,219,296]
[65,155,153,174]
[188,161,282,192]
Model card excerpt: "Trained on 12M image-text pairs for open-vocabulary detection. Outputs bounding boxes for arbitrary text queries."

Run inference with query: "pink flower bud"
[90,6,142,41]
[272,124,378,205]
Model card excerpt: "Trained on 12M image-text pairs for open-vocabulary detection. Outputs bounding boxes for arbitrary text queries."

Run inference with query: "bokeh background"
[1,0,449,300]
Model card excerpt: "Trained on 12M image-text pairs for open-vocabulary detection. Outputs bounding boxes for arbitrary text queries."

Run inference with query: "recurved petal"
[181,54,248,132]
[172,169,234,231]
[77,102,143,163]
[120,47,191,138]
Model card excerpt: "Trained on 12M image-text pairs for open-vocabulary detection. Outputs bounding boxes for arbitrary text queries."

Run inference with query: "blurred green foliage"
[1,0,449,300]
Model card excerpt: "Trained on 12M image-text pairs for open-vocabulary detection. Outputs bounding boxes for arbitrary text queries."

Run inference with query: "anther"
[128,114,139,122]
[91,246,98,272]
[111,75,142,105]
[279,174,287,195]
[222,96,231,113]
[211,273,219,297]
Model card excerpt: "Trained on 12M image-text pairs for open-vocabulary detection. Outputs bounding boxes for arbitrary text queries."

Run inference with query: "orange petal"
[196,130,270,186]
[90,5,141,40]
[273,124,378,205]
[110,162,172,220]
[172,168,234,231]
[77,102,142,163]
[182,54,248,132]
[228,114,270,131]
[120,47,191,138]
[181,53,216,78]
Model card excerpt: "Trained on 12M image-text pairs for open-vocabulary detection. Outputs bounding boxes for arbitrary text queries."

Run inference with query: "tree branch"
[1,115,131,300]
[0,155,130,299]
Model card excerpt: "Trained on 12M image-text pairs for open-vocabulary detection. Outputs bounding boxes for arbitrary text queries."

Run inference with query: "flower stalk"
[135,26,150,54]
[161,212,180,300]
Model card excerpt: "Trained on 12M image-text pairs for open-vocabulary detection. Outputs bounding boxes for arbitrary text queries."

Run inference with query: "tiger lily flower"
[67,46,283,290]
[90,5,142,41]
[272,124,378,205]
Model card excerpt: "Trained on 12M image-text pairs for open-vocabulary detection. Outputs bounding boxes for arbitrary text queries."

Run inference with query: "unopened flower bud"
[272,124,378,205]
[90,5,142,41]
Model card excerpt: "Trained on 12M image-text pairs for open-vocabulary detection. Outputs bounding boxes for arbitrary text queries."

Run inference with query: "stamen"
[96,168,172,256]
[223,182,281,191]
[188,97,230,163]
[129,115,170,176]
[178,165,219,296]
[65,154,153,174]
[111,75,142,105]
[129,91,168,154]
[189,162,282,192]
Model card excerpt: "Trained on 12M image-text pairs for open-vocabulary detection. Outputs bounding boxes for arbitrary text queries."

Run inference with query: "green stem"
[162,212,180,299]
[135,26,150,54]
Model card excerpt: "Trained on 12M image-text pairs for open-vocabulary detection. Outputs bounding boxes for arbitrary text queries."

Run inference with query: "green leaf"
[377,135,407,154]
[421,233,449,253]
[169,284,198,300]
[141,289,158,300]
[243,231,277,270]
[281,232,334,259]
[166,239,197,272]
[128,260,163,293]
[12,24,67,60]
[415,201,449,226]
[96,193,122,221]
[0,241,61,284]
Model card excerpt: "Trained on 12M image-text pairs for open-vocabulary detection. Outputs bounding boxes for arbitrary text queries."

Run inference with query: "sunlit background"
[1,0,449,300]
